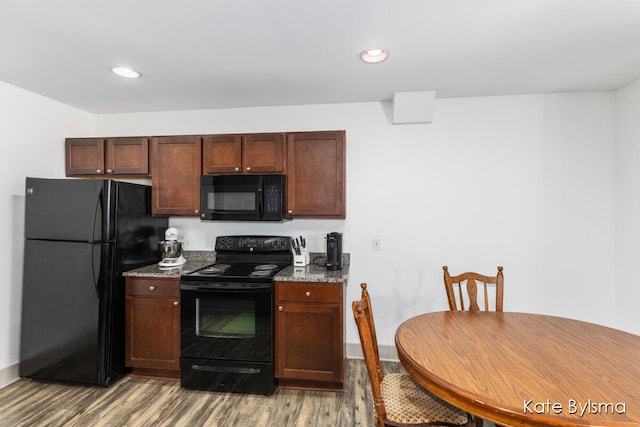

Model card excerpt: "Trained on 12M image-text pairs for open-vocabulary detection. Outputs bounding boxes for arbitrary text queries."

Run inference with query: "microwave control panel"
[264,184,281,213]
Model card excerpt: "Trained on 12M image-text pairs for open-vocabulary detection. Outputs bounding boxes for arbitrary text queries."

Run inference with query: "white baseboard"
[346,342,399,362]
[0,363,19,390]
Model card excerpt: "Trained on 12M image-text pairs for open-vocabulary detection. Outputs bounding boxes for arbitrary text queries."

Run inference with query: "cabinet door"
[275,302,343,384]
[202,133,286,174]
[151,135,202,216]
[105,137,149,175]
[202,134,243,174]
[65,138,104,176]
[125,278,180,371]
[286,131,346,218]
[125,296,181,370]
[242,133,286,173]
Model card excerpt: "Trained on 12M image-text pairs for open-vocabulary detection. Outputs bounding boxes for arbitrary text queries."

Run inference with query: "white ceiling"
[2,0,640,114]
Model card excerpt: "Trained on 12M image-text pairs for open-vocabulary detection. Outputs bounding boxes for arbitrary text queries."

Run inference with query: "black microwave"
[200,174,287,221]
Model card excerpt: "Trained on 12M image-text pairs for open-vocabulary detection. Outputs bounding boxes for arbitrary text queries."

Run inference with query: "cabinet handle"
[96,169,102,173]
[195,209,199,213]
[173,301,179,307]
[149,286,156,291]
[106,169,113,173]
[278,306,283,312]
[234,167,240,172]
[246,167,251,171]
[305,291,311,297]
[288,210,293,214]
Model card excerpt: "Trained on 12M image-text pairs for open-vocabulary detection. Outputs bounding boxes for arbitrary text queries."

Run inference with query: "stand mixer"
[158,227,187,267]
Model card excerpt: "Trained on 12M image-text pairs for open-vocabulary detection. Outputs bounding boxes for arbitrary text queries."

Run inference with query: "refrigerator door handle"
[91,185,103,242]
[90,244,101,299]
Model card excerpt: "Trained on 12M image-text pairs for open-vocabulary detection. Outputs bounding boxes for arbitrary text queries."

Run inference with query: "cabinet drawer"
[276,282,342,304]
[126,278,179,298]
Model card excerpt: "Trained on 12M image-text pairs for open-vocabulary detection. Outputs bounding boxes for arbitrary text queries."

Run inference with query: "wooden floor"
[0,359,402,427]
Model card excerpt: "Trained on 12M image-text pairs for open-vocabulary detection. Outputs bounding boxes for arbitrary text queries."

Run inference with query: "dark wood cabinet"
[65,137,149,176]
[150,135,202,216]
[286,131,346,218]
[125,277,180,379]
[275,281,344,391]
[202,133,286,174]
[65,130,346,219]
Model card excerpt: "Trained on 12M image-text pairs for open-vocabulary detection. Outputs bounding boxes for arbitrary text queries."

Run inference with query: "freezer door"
[25,177,105,242]
[20,239,112,385]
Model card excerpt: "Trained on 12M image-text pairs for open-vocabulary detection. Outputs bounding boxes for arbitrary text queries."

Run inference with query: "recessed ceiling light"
[111,66,141,79]
[360,49,388,64]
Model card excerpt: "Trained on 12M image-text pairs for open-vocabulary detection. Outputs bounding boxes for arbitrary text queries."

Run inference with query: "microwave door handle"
[257,176,264,218]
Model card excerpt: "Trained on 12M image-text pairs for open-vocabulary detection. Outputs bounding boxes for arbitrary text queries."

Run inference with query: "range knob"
[216,237,231,249]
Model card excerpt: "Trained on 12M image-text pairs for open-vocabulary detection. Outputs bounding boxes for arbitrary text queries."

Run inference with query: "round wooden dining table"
[395,311,640,427]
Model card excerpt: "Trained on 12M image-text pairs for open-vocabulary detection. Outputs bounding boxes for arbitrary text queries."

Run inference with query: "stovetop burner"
[254,264,278,271]
[250,270,274,277]
[197,264,231,275]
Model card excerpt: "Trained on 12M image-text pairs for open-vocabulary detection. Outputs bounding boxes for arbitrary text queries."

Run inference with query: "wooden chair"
[442,266,504,312]
[352,283,471,427]
[442,266,504,427]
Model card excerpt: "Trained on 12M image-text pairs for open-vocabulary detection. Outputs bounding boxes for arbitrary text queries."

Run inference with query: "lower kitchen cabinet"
[125,277,180,379]
[275,281,344,391]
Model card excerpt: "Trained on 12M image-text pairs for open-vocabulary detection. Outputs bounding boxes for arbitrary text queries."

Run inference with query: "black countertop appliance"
[20,177,168,386]
[325,232,343,271]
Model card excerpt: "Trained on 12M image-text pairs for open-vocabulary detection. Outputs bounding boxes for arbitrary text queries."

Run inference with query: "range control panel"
[215,235,291,252]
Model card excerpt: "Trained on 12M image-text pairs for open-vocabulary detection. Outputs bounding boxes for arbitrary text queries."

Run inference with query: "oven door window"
[196,298,255,338]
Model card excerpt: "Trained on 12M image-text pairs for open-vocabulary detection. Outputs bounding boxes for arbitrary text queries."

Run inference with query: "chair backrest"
[443,266,504,312]
[352,283,387,424]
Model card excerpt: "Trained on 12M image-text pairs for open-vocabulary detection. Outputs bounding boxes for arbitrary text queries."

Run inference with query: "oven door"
[180,281,273,362]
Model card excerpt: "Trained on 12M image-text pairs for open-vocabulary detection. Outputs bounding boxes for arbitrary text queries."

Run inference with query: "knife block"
[293,248,310,267]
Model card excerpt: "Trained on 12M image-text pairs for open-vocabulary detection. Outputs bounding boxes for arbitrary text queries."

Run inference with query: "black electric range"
[179,235,292,395]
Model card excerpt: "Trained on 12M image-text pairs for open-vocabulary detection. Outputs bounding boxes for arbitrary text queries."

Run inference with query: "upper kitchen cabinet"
[151,135,202,216]
[202,133,286,174]
[65,137,149,176]
[286,131,346,219]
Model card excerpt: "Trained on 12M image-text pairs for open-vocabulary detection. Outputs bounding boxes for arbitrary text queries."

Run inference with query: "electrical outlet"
[205,235,213,248]
[372,238,382,251]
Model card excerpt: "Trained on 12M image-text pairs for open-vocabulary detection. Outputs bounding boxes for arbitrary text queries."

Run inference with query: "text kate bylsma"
[524,399,626,416]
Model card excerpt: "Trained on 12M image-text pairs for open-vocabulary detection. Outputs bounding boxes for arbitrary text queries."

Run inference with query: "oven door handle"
[180,282,273,291]
[191,364,262,375]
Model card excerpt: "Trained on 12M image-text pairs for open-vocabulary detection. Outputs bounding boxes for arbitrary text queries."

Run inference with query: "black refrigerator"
[20,177,168,386]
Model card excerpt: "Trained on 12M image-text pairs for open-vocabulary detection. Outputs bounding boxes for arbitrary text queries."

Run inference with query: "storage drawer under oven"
[181,357,275,395]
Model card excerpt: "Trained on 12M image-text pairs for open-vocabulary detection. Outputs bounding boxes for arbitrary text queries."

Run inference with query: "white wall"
[615,79,640,335]
[0,83,623,387]
[1,81,93,386]
[95,92,617,349]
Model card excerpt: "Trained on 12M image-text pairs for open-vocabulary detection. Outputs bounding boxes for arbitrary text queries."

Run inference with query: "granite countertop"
[274,253,349,283]
[123,251,216,279]
[123,251,349,284]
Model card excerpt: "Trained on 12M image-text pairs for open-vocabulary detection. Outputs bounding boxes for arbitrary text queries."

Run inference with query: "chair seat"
[381,373,469,425]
